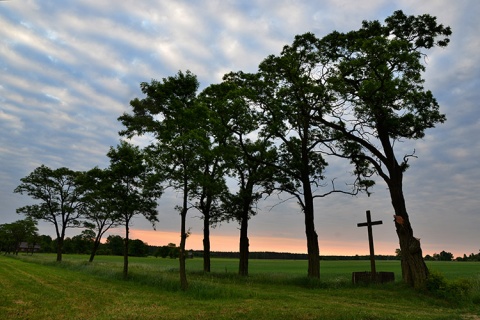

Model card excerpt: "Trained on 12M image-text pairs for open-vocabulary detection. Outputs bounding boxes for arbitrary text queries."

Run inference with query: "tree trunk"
[179,209,188,291]
[203,212,211,272]
[303,187,320,278]
[238,213,249,276]
[56,237,63,262]
[89,238,101,263]
[123,225,129,280]
[388,174,429,289]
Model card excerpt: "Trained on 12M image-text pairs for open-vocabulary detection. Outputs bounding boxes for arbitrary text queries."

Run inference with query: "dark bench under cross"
[357,210,382,277]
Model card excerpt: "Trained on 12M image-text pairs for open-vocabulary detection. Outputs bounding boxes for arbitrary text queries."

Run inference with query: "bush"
[426,270,472,302]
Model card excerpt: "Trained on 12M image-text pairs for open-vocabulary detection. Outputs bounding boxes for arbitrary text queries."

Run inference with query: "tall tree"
[200,82,275,276]
[190,96,229,273]
[119,70,206,290]
[317,11,451,288]
[191,151,227,273]
[224,35,366,278]
[14,165,83,262]
[222,140,275,276]
[77,167,120,262]
[106,141,162,279]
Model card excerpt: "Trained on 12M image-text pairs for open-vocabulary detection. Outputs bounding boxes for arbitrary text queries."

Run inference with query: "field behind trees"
[1,254,479,319]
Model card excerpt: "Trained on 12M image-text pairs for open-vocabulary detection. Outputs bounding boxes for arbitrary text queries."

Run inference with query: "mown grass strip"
[1,254,479,319]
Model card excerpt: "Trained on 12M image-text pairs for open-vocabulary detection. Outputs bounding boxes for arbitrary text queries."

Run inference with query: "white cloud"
[0,0,479,257]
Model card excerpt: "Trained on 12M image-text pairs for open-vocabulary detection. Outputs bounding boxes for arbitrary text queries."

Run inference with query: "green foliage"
[105,235,124,256]
[106,141,163,227]
[14,165,83,226]
[128,239,149,257]
[76,167,120,260]
[0,218,38,254]
[14,165,84,261]
[426,270,473,303]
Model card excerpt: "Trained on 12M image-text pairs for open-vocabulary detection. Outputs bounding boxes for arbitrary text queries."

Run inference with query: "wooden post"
[357,210,382,280]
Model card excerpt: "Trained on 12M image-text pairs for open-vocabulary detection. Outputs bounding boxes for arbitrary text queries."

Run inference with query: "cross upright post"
[357,210,383,279]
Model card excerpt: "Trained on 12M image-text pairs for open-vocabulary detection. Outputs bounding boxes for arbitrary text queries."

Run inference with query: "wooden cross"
[357,210,383,277]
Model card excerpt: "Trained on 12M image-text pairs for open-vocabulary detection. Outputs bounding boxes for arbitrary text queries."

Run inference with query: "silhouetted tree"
[14,165,84,261]
[119,71,206,290]
[77,167,120,262]
[106,235,124,256]
[106,141,162,279]
[223,36,367,278]
[317,10,451,288]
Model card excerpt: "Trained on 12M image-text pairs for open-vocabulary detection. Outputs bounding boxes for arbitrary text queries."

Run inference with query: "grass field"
[0,254,479,319]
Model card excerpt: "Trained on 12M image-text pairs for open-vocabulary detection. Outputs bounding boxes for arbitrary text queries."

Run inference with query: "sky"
[1,0,479,258]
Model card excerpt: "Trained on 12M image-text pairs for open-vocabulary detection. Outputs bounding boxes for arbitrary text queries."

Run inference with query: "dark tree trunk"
[89,238,102,263]
[178,176,189,291]
[56,237,63,262]
[305,213,320,278]
[388,172,429,289]
[238,213,249,276]
[179,209,188,290]
[203,213,211,272]
[123,224,129,279]
[303,185,320,278]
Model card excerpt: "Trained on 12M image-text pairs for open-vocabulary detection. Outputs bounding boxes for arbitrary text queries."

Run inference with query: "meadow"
[0,254,479,320]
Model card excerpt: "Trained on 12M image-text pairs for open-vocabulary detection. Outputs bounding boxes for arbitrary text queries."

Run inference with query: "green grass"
[1,254,479,319]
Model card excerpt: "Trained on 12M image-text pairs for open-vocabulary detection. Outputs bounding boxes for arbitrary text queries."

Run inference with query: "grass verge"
[0,254,479,319]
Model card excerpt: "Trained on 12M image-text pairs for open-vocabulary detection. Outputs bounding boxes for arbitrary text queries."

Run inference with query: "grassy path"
[0,255,479,319]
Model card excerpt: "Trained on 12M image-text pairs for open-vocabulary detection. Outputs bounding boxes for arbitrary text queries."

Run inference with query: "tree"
[201,82,276,276]
[189,95,230,273]
[0,218,38,255]
[316,11,451,288]
[69,229,95,254]
[77,167,120,262]
[105,235,124,256]
[221,142,273,276]
[119,70,207,290]
[14,165,84,261]
[106,141,162,279]
[434,251,453,261]
[166,243,180,258]
[129,239,149,257]
[37,234,54,253]
[223,35,366,278]
[154,245,170,258]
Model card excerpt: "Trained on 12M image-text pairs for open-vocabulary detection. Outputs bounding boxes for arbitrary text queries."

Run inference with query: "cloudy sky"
[1,0,479,258]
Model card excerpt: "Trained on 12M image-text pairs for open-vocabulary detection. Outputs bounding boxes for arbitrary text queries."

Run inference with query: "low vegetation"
[1,254,479,319]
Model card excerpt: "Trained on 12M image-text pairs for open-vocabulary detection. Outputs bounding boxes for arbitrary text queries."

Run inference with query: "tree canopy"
[119,70,206,290]
[14,165,83,262]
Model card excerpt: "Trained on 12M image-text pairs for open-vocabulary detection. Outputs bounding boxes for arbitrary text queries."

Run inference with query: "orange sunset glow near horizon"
[119,229,400,257]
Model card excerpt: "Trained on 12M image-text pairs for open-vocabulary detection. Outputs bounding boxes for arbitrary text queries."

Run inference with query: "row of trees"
[0,223,152,258]
[0,218,38,254]
[4,219,473,263]
[425,250,480,262]
[14,142,162,279]
[14,10,451,290]
[456,251,480,262]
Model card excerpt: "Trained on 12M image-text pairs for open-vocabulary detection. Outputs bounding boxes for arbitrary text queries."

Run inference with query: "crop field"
[0,254,479,319]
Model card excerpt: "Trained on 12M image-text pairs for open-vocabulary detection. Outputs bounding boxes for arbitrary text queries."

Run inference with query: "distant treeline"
[189,251,400,261]
[5,230,478,262]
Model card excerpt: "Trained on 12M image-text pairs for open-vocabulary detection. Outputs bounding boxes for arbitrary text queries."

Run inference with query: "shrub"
[426,270,472,302]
